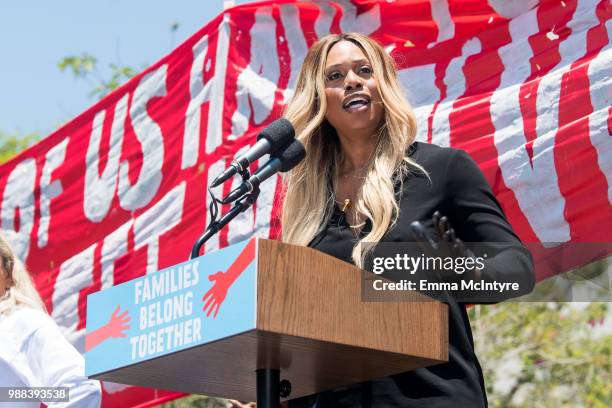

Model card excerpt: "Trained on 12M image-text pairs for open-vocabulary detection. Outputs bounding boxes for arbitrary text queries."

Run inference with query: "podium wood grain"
[93,239,448,401]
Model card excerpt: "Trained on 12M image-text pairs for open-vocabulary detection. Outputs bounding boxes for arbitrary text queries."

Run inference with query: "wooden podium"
[86,238,447,404]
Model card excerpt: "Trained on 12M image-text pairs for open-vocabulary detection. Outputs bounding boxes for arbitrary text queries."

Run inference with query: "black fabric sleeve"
[444,149,535,301]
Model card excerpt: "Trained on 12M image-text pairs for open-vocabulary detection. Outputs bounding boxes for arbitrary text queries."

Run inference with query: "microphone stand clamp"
[190,168,260,259]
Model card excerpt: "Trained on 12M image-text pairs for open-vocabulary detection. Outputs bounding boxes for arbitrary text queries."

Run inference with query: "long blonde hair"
[282,33,426,267]
[0,233,46,315]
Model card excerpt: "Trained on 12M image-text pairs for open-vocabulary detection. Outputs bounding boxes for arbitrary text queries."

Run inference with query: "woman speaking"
[279,33,535,407]
[0,234,101,407]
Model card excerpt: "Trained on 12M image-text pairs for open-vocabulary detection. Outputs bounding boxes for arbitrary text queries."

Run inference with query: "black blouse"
[289,141,534,408]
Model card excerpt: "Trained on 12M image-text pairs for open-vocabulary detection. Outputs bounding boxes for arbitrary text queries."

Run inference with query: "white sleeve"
[26,315,102,408]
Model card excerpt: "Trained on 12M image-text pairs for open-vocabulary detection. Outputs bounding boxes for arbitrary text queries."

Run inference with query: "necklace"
[333,198,366,230]
[335,198,352,212]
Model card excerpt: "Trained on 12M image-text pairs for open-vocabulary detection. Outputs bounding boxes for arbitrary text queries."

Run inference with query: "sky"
[0,0,254,138]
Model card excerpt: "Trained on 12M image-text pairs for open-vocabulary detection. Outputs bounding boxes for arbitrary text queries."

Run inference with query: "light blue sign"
[85,238,257,376]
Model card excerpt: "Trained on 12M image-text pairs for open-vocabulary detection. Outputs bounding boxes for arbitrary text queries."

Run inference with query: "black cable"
[190,167,255,260]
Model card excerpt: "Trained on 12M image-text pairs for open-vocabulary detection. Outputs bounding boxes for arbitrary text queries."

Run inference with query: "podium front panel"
[85,238,257,377]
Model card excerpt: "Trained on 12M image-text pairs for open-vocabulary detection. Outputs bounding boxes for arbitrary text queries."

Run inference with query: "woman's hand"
[410,210,470,259]
[228,400,256,408]
[227,400,289,407]
[409,211,480,287]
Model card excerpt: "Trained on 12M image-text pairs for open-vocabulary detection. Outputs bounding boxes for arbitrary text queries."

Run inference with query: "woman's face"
[323,40,384,138]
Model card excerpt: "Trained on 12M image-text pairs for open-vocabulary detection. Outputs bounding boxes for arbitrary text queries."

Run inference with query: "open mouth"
[343,95,371,112]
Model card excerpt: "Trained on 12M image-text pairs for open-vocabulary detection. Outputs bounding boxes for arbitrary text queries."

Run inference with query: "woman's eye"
[326,72,341,81]
[359,66,372,74]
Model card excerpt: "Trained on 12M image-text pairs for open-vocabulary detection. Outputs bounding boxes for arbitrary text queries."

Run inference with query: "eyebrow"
[324,59,371,72]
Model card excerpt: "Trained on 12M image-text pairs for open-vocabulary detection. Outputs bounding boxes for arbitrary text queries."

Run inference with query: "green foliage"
[470,261,611,407]
[57,53,98,78]
[0,130,39,164]
[58,52,136,100]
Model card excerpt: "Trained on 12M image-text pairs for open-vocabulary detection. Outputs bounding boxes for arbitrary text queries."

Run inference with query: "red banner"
[1,1,610,406]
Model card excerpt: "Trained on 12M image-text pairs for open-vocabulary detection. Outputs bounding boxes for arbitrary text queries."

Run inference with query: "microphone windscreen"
[257,118,295,154]
[277,140,306,172]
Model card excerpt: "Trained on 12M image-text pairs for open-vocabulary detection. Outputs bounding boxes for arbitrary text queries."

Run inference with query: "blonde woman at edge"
[0,234,101,407]
[277,33,534,408]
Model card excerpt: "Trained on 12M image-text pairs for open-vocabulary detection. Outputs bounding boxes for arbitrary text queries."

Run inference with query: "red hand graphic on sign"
[85,305,131,351]
[202,239,256,318]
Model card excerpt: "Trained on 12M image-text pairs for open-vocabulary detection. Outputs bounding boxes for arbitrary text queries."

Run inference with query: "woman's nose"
[344,70,363,91]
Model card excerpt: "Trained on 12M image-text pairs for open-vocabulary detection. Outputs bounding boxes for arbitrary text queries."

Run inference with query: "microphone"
[221,140,306,204]
[211,118,295,187]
